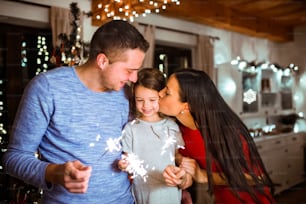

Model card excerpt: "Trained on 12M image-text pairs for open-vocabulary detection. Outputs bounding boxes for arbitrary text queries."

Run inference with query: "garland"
[50,2,89,67]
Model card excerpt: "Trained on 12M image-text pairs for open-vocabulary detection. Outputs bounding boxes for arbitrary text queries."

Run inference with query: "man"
[3,20,149,203]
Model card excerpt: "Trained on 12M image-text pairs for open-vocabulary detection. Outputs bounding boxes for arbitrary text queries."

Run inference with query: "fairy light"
[36,36,50,75]
[93,0,180,23]
[21,41,27,68]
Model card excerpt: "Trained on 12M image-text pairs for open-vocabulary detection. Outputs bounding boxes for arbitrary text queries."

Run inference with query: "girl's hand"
[163,165,192,189]
[118,158,129,171]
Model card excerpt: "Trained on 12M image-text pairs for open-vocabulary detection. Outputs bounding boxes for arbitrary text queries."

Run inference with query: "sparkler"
[160,128,185,161]
[105,136,122,152]
[161,135,176,156]
[95,134,123,161]
[122,153,149,182]
[94,120,184,183]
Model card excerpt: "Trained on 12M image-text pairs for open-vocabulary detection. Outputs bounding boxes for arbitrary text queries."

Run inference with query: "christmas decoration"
[50,2,89,67]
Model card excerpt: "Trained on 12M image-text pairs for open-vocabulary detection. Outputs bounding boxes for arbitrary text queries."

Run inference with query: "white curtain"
[142,25,155,68]
[50,6,72,48]
[194,35,215,81]
[133,23,156,68]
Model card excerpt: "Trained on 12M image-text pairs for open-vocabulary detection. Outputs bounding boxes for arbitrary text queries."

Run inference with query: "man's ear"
[96,53,108,70]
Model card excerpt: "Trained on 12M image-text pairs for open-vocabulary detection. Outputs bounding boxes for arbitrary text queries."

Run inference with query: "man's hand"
[46,160,92,193]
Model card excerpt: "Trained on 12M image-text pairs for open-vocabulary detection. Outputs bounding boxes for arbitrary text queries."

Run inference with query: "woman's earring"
[180,111,184,114]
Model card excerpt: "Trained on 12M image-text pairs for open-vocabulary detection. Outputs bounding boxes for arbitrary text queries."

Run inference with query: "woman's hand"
[180,157,208,183]
[163,165,192,189]
[180,157,197,176]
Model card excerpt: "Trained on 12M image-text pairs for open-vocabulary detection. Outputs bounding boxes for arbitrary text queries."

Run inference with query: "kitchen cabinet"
[285,133,304,187]
[216,63,296,118]
[255,132,305,194]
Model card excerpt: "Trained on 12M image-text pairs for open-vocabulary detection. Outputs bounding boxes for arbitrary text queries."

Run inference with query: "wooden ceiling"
[161,0,306,42]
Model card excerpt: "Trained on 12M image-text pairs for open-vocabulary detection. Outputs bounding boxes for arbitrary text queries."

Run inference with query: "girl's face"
[135,85,160,121]
[158,75,186,117]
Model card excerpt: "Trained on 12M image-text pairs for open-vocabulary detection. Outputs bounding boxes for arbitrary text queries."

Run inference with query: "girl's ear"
[96,53,108,70]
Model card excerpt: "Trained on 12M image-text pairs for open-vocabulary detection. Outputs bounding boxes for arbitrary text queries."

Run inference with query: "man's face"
[102,48,146,91]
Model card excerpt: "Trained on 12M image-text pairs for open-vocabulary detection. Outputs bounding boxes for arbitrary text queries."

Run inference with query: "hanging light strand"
[93,0,180,23]
[230,56,299,76]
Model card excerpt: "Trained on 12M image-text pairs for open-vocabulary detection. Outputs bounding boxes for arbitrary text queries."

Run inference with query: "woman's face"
[158,75,185,117]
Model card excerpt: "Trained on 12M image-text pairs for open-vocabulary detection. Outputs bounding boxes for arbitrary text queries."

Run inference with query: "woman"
[160,69,275,203]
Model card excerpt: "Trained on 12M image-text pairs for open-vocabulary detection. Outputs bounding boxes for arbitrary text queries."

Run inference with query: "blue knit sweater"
[3,67,133,204]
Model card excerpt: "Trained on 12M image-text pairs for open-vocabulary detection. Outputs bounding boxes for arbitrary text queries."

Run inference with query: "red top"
[179,125,274,204]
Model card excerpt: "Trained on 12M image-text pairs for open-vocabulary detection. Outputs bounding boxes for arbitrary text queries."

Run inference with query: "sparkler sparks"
[122,153,149,182]
[105,136,122,152]
[161,136,176,156]
[96,135,123,160]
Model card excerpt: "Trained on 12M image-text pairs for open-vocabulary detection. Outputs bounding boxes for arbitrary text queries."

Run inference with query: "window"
[154,44,192,77]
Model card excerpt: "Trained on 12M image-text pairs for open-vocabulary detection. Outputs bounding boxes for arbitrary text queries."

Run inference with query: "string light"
[36,36,50,75]
[92,0,180,23]
[231,56,299,76]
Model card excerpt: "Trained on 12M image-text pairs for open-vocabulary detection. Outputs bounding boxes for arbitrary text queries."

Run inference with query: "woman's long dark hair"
[174,69,274,203]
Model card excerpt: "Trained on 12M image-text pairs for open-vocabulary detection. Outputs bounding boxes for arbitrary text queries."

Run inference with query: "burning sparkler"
[105,136,122,152]
[122,153,149,182]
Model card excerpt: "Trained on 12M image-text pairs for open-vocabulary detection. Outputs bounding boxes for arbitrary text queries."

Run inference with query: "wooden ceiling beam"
[91,0,295,42]
[162,1,294,42]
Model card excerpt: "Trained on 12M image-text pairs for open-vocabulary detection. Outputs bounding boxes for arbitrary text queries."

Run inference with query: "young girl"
[118,68,185,204]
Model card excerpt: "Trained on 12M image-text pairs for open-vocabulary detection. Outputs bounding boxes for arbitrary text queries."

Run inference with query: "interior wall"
[1,0,306,117]
[1,0,305,70]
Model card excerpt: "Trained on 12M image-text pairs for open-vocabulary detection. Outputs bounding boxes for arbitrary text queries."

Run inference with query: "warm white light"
[93,0,180,23]
[238,61,247,70]
[283,68,291,76]
[299,72,306,89]
[298,112,304,118]
[231,56,240,65]
[294,89,304,105]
